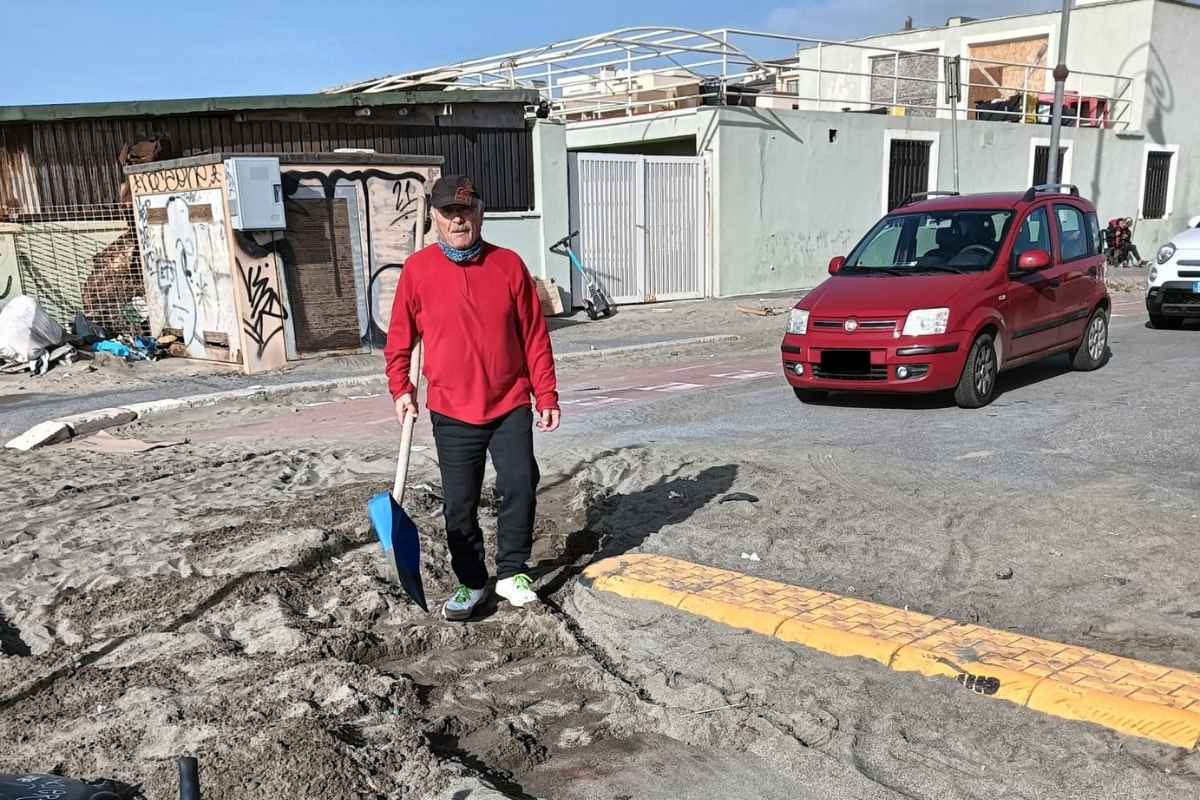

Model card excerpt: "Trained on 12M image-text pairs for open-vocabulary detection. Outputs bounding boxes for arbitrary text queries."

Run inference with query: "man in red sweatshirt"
[385,175,560,621]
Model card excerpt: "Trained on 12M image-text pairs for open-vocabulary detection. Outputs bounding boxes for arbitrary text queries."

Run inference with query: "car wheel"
[954,332,999,409]
[1150,314,1182,330]
[1071,309,1109,370]
[793,388,828,403]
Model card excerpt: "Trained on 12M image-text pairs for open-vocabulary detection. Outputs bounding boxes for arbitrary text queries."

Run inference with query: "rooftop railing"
[326,26,1135,130]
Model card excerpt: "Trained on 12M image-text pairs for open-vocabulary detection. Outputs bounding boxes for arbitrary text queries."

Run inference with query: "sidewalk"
[0,292,800,441]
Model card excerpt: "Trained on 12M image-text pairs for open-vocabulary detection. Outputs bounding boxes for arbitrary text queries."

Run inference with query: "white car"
[1147,215,1200,329]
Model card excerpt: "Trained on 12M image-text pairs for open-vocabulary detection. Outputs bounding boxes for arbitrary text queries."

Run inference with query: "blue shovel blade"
[368,491,428,612]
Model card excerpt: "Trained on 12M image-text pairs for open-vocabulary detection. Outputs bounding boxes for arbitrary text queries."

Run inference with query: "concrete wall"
[486,212,545,268]
[565,110,699,151]
[706,106,1155,296]
[1131,0,1200,249]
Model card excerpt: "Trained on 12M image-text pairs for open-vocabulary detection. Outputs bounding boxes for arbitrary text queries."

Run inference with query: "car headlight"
[902,308,950,337]
[1157,243,1176,264]
[787,308,810,335]
[1149,266,1158,282]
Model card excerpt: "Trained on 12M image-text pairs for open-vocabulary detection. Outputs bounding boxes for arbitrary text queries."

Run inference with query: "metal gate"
[887,139,932,211]
[567,153,704,305]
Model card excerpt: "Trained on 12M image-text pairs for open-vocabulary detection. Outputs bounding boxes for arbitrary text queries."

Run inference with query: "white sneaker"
[495,574,539,607]
[443,584,488,621]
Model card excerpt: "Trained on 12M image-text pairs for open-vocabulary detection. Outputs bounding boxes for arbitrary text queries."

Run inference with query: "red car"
[781,186,1110,408]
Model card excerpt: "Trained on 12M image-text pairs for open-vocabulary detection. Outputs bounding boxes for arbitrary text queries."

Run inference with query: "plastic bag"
[0,296,66,363]
[92,340,132,359]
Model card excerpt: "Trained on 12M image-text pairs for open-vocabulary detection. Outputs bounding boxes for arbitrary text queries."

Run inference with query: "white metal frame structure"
[327,26,1135,129]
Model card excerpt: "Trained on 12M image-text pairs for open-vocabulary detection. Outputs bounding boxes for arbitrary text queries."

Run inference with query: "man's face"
[433,201,483,250]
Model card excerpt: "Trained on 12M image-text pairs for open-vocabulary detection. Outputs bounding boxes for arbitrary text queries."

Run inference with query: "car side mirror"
[1016,249,1051,271]
[828,255,846,275]
[1188,214,1200,229]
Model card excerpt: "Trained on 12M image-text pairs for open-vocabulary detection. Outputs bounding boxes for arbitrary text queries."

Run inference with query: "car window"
[856,221,903,266]
[1055,204,1089,261]
[1012,207,1051,266]
[1085,211,1101,256]
[846,210,1013,272]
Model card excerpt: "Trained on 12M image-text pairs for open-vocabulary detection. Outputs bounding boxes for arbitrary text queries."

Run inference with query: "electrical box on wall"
[225,157,284,230]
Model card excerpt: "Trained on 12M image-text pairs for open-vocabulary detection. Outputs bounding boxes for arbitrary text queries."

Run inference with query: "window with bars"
[1142,150,1174,220]
[887,139,932,211]
[1032,145,1068,186]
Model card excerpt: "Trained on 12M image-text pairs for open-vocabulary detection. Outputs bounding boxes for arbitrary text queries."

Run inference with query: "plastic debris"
[92,340,133,359]
[0,296,65,363]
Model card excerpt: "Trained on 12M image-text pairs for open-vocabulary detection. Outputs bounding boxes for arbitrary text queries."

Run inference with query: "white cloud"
[766,0,1061,40]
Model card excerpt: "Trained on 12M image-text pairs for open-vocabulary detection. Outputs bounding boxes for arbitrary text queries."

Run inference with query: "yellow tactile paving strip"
[581,554,1200,749]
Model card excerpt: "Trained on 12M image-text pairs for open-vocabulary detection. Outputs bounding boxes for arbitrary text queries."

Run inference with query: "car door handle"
[1046,278,1061,288]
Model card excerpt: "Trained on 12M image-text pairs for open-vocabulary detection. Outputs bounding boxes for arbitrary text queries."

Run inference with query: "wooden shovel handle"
[392,191,429,506]
[392,340,423,505]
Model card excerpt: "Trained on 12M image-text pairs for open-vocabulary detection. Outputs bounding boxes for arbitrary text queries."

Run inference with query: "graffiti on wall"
[134,189,239,361]
[129,163,222,196]
[280,168,433,344]
[0,230,16,308]
[229,230,290,368]
[236,257,288,359]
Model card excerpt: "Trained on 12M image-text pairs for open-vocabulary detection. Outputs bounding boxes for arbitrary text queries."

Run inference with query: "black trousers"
[430,406,540,590]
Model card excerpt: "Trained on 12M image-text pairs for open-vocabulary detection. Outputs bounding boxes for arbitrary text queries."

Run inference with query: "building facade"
[346,0,1200,301]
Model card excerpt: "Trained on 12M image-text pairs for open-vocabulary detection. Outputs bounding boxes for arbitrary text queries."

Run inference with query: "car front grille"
[815,349,886,380]
[812,319,897,331]
[1162,288,1200,305]
[812,366,889,381]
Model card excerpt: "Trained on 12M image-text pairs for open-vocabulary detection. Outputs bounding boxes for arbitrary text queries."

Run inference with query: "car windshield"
[845,210,1014,273]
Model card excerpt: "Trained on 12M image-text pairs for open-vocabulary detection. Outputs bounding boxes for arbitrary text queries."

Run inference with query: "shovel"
[367,340,428,612]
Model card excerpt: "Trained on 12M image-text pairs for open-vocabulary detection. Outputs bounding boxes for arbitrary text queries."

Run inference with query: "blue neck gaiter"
[438,240,483,264]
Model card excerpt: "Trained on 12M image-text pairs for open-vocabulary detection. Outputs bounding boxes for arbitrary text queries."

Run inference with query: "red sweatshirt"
[384,242,559,425]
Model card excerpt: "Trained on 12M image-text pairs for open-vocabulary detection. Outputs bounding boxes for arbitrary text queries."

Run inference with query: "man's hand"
[395,393,419,423]
[536,408,560,432]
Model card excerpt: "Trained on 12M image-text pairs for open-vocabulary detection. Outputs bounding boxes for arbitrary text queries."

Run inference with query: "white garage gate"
[567,152,705,306]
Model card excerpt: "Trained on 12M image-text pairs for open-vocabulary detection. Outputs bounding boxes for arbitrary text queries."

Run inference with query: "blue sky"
[2,0,1061,106]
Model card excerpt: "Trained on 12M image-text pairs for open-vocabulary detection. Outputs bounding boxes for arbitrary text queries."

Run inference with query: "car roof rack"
[1023,183,1080,201]
[901,190,960,206]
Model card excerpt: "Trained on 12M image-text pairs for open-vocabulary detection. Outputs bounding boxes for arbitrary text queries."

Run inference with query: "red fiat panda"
[781,186,1110,408]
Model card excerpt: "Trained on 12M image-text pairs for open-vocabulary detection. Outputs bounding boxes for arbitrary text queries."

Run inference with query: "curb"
[4,335,741,451]
[582,554,1200,750]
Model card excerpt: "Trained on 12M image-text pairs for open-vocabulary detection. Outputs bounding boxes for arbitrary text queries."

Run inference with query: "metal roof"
[0,89,539,124]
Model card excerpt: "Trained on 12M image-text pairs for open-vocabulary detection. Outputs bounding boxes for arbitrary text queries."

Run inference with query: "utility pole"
[947,56,961,193]
[1047,0,1073,185]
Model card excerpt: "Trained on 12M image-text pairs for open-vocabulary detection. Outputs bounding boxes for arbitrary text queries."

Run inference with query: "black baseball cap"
[429,175,481,209]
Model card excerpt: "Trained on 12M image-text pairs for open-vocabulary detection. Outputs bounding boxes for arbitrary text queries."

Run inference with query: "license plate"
[821,350,871,373]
